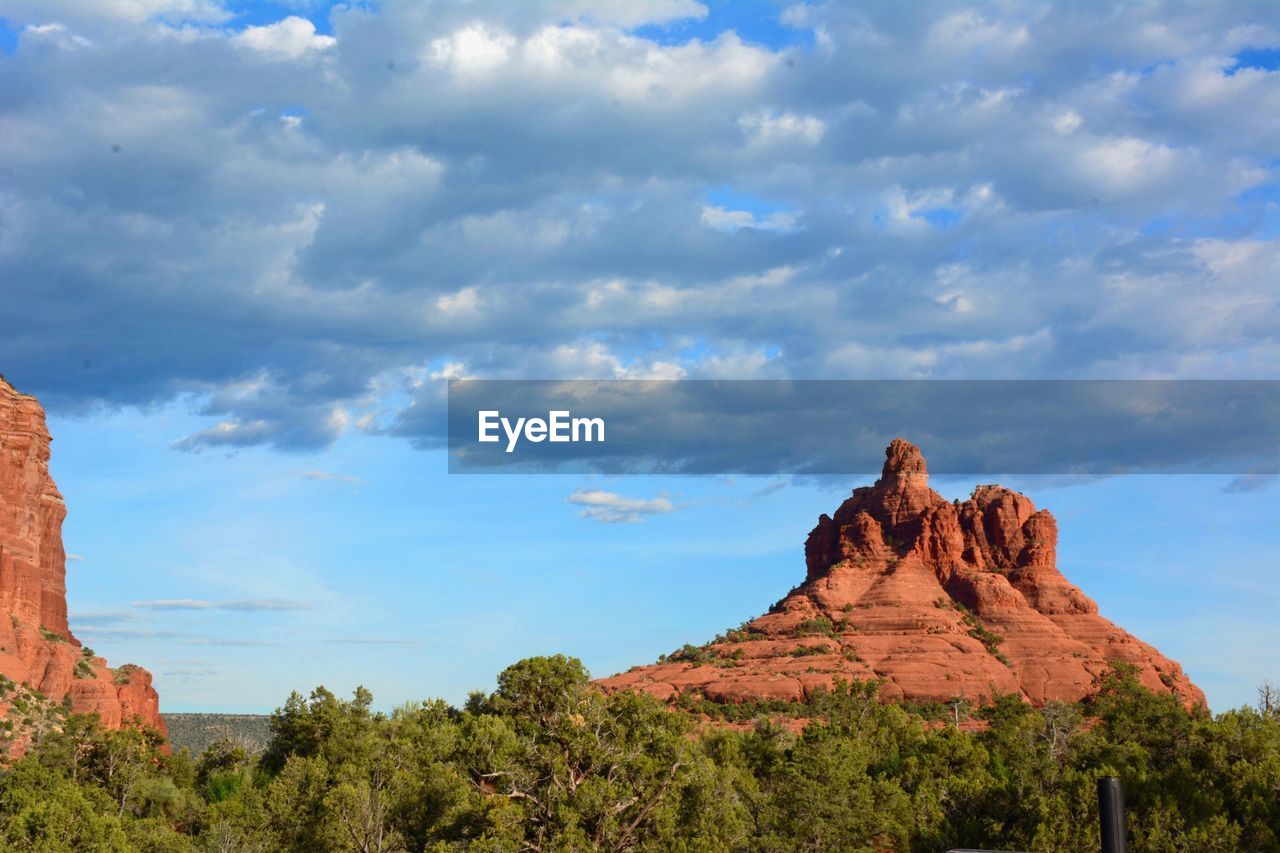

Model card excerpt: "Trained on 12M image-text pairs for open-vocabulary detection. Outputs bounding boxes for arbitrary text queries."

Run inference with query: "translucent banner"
[446,380,1279,475]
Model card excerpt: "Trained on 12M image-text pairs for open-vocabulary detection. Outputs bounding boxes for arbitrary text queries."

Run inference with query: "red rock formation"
[0,375,165,751]
[602,439,1204,709]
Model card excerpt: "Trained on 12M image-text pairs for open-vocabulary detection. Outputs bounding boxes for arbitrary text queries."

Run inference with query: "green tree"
[0,758,131,851]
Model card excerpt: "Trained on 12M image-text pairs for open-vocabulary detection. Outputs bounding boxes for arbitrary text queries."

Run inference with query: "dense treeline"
[0,658,1277,851]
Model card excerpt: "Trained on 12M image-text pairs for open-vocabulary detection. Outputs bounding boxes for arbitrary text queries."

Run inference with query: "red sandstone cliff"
[0,375,164,752]
[602,439,1204,709]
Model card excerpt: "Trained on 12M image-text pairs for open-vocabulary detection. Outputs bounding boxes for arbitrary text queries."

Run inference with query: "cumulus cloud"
[234,16,336,59]
[738,110,826,147]
[170,374,359,452]
[568,488,675,523]
[0,1,1276,451]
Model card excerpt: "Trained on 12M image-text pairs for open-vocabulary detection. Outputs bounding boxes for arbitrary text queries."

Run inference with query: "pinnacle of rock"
[879,437,928,487]
[602,439,1204,710]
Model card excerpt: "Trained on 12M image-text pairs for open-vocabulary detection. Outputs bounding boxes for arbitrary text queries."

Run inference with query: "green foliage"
[0,682,68,749]
[965,619,1006,657]
[0,658,1276,851]
[660,643,713,665]
[794,617,836,637]
[0,760,132,850]
[679,695,814,722]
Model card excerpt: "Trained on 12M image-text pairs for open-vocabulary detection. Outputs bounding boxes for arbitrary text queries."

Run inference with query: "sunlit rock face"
[0,375,165,754]
[602,439,1204,709]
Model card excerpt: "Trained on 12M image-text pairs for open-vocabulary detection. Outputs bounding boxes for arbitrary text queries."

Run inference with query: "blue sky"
[0,0,1277,712]
[48,404,1277,712]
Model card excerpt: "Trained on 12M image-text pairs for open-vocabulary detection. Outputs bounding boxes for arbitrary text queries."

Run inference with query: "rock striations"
[0,375,164,753]
[602,439,1204,709]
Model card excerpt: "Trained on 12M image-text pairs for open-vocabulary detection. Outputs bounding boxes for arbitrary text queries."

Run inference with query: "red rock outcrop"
[0,374,165,752]
[602,439,1204,709]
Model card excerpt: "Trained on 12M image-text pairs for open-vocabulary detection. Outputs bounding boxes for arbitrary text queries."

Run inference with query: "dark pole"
[1098,776,1127,853]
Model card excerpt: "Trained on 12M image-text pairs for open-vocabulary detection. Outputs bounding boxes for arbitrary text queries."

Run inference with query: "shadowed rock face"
[0,376,164,753]
[601,439,1205,709]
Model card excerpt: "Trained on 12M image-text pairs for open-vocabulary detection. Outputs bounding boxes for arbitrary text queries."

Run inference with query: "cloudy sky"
[0,0,1276,712]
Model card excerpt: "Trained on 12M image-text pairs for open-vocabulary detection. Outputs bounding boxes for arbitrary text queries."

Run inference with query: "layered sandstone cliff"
[0,375,164,751]
[603,439,1204,708]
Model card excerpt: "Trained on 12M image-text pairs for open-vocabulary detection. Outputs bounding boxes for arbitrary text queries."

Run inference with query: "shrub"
[794,618,836,637]
[663,644,713,665]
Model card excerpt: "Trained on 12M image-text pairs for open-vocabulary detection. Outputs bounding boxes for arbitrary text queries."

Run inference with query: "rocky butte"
[0,374,164,754]
[602,439,1204,709]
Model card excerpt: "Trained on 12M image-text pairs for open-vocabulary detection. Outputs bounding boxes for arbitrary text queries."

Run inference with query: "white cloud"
[700,205,799,233]
[738,110,826,146]
[925,10,1030,57]
[172,419,273,451]
[1052,109,1083,134]
[428,24,517,75]
[825,329,1055,377]
[1077,136,1178,191]
[436,286,481,315]
[235,16,336,60]
[1,0,1276,452]
[568,489,675,523]
[20,22,93,49]
[545,342,687,379]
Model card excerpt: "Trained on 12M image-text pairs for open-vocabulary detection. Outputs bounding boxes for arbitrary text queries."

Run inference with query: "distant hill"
[163,713,272,755]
